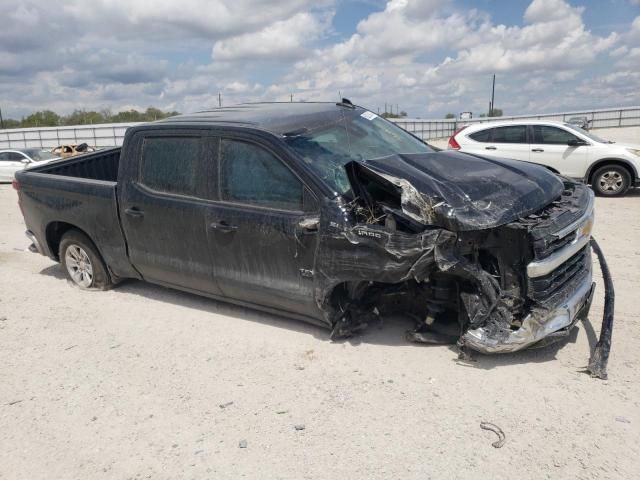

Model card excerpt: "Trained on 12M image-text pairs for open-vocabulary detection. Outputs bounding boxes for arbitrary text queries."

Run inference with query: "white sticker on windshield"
[360,111,378,121]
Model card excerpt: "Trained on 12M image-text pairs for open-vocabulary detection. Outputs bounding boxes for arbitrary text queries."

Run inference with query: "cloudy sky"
[1,0,639,119]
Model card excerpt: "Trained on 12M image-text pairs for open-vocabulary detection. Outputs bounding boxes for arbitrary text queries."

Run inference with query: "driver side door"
[204,135,321,318]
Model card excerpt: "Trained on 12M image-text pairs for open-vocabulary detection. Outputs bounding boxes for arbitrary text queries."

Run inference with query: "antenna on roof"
[336,98,355,109]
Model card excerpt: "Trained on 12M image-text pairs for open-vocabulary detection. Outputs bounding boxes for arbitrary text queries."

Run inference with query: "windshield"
[565,124,610,143]
[25,149,58,161]
[284,110,433,194]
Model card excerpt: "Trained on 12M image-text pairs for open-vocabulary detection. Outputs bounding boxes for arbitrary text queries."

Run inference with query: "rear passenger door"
[205,135,320,317]
[528,125,588,178]
[468,125,530,161]
[119,131,223,296]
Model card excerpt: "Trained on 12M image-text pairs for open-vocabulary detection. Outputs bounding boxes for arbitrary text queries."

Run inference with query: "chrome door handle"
[531,148,544,153]
[124,207,144,217]
[210,221,238,233]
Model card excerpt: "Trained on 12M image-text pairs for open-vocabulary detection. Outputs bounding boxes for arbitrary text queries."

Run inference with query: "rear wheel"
[591,165,631,197]
[59,230,112,290]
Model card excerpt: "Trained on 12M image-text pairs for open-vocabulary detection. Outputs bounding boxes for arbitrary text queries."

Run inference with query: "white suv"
[448,120,640,196]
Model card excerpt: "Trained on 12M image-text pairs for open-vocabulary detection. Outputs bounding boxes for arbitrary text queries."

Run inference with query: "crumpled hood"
[349,150,565,231]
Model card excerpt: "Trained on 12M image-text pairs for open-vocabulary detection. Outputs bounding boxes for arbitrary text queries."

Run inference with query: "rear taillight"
[447,126,467,150]
[12,179,24,216]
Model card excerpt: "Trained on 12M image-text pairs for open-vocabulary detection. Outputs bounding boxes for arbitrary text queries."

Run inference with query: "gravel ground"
[1,184,639,479]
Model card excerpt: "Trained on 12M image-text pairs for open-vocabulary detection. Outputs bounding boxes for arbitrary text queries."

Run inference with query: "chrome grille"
[528,246,590,301]
[533,230,577,259]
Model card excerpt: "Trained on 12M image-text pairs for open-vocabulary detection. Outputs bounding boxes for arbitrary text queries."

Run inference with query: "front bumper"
[462,270,594,353]
[463,189,596,354]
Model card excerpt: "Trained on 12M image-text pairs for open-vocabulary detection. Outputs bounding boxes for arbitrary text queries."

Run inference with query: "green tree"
[21,110,61,127]
[64,110,108,125]
[488,108,503,117]
[0,106,180,129]
[445,113,455,119]
[1,119,21,129]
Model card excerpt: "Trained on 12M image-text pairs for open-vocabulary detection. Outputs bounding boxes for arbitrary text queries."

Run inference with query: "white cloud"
[0,0,637,120]
[212,11,330,61]
[276,0,624,116]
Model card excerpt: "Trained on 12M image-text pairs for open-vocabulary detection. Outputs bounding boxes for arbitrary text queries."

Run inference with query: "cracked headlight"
[627,148,640,157]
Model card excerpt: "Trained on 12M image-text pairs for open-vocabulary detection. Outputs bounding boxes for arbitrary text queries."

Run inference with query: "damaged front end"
[315,152,611,376]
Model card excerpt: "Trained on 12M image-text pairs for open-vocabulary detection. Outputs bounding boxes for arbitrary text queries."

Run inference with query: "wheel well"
[45,222,91,260]
[587,160,635,185]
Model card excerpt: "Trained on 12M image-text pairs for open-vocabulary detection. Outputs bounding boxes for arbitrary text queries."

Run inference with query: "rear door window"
[469,126,527,143]
[139,137,201,196]
[220,139,303,211]
[533,126,580,144]
[490,126,527,143]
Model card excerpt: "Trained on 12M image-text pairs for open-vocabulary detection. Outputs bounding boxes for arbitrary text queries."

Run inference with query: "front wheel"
[59,230,112,290]
[591,165,631,197]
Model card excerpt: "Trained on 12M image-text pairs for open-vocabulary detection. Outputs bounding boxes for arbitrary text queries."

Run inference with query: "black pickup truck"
[14,101,613,375]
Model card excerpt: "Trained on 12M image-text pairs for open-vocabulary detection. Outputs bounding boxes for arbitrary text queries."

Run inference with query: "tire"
[59,230,112,290]
[591,165,631,197]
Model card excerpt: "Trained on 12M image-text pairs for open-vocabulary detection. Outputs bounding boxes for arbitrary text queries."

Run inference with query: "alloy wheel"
[598,171,623,193]
[65,244,94,288]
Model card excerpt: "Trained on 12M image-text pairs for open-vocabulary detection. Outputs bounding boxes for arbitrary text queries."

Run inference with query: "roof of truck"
[152,102,363,135]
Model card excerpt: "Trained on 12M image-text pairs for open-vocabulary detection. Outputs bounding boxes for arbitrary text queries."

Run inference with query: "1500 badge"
[356,229,382,239]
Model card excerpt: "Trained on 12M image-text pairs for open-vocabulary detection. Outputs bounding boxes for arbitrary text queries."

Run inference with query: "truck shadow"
[39,264,601,366]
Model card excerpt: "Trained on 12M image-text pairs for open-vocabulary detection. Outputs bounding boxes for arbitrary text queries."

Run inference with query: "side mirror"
[567,139,587,147]
[20,159,31,164]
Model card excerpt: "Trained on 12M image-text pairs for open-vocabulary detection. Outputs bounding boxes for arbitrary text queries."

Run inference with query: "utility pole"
[490,74,496,115]
[218,92,222,108]
[0,107,4,129]
[290,93,293,103]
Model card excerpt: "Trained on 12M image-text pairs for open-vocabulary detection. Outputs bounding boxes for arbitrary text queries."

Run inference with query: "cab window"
[139,137,201,196]
[220,139,303,211]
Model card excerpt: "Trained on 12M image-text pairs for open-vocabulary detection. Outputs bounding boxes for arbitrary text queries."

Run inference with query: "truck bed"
[14,146,139,281]
[30,147,120,181]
